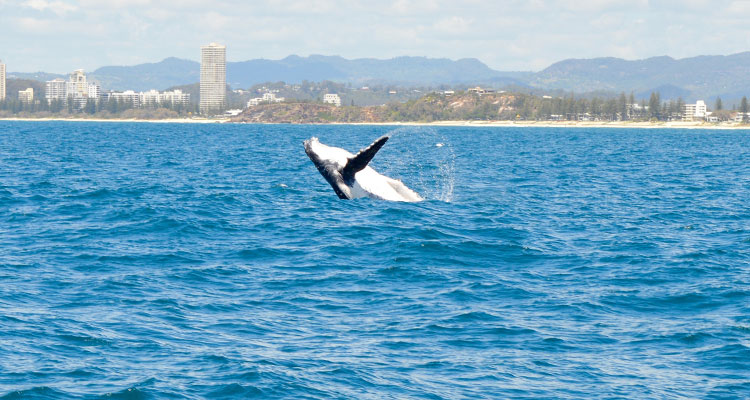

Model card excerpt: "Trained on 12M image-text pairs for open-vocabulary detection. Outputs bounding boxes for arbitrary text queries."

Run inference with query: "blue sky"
[1,0,749,73]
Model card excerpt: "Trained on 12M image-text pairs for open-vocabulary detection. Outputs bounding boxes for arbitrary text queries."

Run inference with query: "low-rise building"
[18,88,34,104]
[683,100,707,121]
[106,89,190,109]
[323,93,341,107]
[107,90,140,107]
[468,86,496,95]
[247,92,284,107]
[161,89,191,107]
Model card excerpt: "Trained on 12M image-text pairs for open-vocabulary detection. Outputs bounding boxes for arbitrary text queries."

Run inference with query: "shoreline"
[0,117,228,124]
[333,120,750,130]
[2,117,749,129]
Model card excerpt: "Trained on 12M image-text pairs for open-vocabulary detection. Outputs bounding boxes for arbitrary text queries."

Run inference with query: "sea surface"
[1,121,749,399]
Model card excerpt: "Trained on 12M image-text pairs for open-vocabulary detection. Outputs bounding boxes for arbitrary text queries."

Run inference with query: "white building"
[683,100,707,121]
[140,90,161,107]
[323,93,341,107]
[200,43,226,115]
[161,89,190,107]
[107,90,140,107]
[247,92,284,107]
[66,69,88,99]
[45,70,100,108]
[0,60,5,101]
[45,78,67,103]
[18,88,33,104]
[106,89,190,109]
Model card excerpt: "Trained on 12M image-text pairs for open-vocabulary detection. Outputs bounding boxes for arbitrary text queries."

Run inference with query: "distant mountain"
[11,55,526,92]
[8,72,66,81]
[90,57,199,92]
[9,52,750,102]
[530,52,750,101]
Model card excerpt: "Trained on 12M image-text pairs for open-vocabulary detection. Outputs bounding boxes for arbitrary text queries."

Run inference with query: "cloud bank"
[0,0,748,73]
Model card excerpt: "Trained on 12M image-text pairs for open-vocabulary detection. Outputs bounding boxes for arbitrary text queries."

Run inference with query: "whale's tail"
[342,135,389,183]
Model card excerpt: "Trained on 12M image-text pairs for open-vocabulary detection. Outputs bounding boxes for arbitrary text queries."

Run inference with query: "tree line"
[0,96,198,117]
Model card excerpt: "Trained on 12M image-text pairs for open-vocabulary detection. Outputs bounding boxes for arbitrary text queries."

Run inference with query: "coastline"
[334,120,750,130]
[2,117,749,129]
[0,117,228,124]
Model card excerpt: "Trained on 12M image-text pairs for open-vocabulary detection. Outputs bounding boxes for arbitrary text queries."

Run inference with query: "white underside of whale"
[307,139,423,202]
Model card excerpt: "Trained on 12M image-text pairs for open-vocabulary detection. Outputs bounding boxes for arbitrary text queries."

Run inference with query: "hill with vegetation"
[532,52,750,102]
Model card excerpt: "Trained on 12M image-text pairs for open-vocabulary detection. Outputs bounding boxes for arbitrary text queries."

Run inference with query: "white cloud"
[23,0,77,14]
[1,0,749,72]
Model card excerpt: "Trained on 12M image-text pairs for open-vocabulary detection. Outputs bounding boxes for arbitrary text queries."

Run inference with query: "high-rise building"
[0,60,6,101]
[45,70,100,108]
[67,69,88,99]
[45,78,67,103]
[200,43,226,115]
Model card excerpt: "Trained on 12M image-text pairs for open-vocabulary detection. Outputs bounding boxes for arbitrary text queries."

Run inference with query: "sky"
[1,0,750,73]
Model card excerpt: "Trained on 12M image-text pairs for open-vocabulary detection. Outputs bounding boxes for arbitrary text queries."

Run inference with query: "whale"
[303,135,423,202]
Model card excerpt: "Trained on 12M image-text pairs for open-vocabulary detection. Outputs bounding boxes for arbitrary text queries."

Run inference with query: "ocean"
[1,121,748,399]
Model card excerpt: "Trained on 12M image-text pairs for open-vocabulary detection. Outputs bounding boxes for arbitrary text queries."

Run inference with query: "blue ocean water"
[0,121,749,399]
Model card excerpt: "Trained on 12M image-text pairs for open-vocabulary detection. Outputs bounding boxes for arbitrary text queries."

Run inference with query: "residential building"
[683,100,707,121]
[0,60,5,101]
[468,86,496,95]
[18,88,33,104]
[161,89,190,107]
[107,90,140,107]
[247,92,284,107]
[140,90,161,107]
[323,93,341,107]
[45,78,67,103]
[105,89,190,109]
[66,69,88,99]
[45,70,100,108]
[200,43,226,115]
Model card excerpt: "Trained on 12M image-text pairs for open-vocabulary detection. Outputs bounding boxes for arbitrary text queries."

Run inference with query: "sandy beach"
[337,120,750,130]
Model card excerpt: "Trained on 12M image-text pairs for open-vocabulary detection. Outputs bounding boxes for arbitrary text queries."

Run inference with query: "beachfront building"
[0,60,5,101]
[200,43,226,115]
[18,88,34,104]
[107,90,140,107]
[105,89,191,109]
[45,70,100,108]
[323,93,341,107]
[45,79,66,103]
[683,100,707,121]
[161,89,191,107]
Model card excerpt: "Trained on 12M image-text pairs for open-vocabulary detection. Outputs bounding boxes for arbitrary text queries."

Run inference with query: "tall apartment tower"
[0,60,6,101]
[200,43,226,115]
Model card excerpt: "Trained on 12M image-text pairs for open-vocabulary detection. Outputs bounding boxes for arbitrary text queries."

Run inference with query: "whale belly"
[353,167,423,202]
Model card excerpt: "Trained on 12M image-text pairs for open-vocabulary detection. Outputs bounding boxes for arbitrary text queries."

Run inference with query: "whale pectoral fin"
[342,135,389,182]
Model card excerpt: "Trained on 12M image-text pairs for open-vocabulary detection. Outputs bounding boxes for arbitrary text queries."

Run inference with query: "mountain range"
[8,52,750,102]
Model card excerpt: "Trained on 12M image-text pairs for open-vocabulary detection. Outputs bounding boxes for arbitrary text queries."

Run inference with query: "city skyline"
[1,0,749,73]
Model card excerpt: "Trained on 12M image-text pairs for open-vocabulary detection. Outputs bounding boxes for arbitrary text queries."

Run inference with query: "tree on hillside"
[715,97,723,111]
[741,96,749,123]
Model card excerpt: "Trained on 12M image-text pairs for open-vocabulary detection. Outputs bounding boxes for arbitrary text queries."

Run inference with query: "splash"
[375,126,456,202]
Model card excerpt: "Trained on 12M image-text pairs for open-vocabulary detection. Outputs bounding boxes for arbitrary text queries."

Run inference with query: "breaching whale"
[303,135,423,202]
